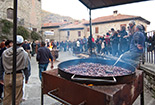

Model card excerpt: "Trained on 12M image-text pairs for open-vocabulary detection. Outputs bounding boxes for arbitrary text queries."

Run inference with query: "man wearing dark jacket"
[111,32,119,56]
[96,35,102,54]
[119,26,128,55]
[36,41,53,81]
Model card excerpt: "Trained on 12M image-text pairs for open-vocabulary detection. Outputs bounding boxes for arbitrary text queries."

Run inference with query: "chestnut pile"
[64,63,132,77]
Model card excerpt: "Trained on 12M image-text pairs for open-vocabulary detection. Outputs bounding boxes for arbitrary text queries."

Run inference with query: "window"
[33,28,37,32]
[67,31,70,38]
[7,8,13,19]
[78,31,81,37]
[39,30,43,34]
[120,24,126,27]
[87,27,90,32]
[17,18,24,26]
[95,27,99,33]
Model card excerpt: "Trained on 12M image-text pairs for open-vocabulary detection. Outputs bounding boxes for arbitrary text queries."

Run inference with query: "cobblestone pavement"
[0,51,154,105]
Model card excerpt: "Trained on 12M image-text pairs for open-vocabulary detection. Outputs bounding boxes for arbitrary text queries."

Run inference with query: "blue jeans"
[39,63,48,81]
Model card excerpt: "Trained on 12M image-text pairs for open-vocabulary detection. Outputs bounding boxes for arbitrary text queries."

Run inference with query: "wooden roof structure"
[79,0,151,10]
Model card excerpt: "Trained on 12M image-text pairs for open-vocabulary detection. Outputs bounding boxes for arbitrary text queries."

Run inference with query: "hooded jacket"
[2,47,29,73]
[0,46,31,81]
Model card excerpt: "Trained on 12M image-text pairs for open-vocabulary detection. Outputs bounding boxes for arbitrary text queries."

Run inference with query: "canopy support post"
[12,0,18,105]
[89,9,92,55]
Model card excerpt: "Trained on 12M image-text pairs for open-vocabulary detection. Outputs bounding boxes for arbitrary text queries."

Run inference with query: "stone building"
[59,21,87,41]
[0,0,42,32]
[42,20,88,42]
[84,11,150,39]
[41,22,67,42]
[41,11,150,41]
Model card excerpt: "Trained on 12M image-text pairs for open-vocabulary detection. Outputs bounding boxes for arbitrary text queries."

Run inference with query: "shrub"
[0,36,8,41]
[1,19,13,34]
[31,31,41,40]
[17,26,30,39]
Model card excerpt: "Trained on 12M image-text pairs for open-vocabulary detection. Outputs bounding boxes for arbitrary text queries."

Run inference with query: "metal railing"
[145,50,155,64]
[144,30,155,64]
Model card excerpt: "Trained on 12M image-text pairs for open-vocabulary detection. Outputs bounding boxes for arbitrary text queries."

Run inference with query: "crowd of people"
[0,36,53,105]
[48,21,148,67]
[1,20,153,59]
[0,21,152,63]
[53,21,149,57]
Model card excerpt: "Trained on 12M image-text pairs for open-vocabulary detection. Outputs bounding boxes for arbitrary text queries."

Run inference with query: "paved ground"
[0,51,154,105]
[21,51,78,105]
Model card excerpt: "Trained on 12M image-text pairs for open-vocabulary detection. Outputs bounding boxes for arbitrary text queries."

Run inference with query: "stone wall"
[143,69,155,97]
[0,0,13,19]
[42,19,148,42]
[59,29,85,41]
[59,20,148,41]
[0,0,41,32]
[43,27,60,41]
[86,20,148,39]
[140,65,155,97]
[42,27,86,42]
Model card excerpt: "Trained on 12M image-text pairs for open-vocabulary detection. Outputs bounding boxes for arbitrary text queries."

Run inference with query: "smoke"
[120,51,142,68]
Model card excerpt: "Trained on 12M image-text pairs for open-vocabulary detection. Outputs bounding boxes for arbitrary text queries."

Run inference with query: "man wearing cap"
[128,21,136,43]
[0,35,31,105]
[128,20,136,36]
[130,25,145,54]
[121,25,145,67]
[123,20,136,49]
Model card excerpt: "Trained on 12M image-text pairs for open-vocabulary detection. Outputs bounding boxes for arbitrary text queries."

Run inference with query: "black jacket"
[36,46,53,64]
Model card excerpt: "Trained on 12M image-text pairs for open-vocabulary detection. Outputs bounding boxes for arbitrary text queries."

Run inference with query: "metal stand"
[41,83,44,105]
[48,89,72,105]
[47,89,86,105]
[140,73,144,105]
[140,90,144,105]
[89,9,92,55]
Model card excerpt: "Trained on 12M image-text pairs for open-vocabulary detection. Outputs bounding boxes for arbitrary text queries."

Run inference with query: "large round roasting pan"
[58,58,136,85]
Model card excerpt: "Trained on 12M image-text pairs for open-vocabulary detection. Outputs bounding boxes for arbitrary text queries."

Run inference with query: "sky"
[42,0,155,31]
